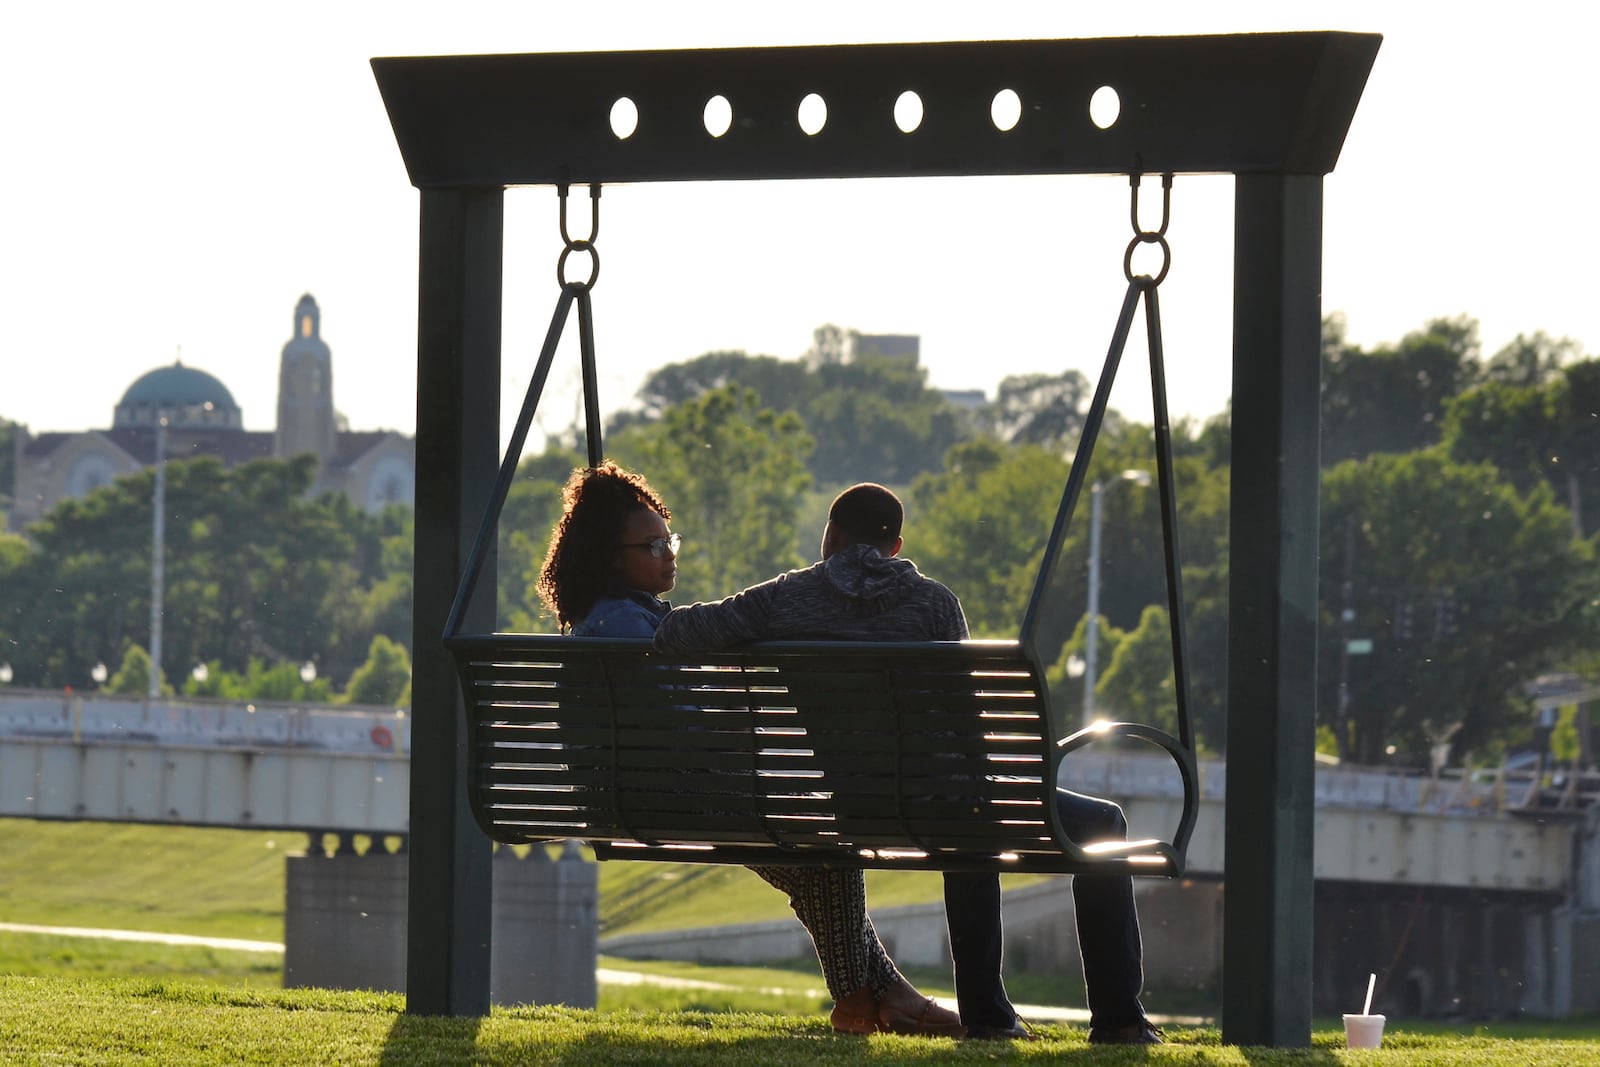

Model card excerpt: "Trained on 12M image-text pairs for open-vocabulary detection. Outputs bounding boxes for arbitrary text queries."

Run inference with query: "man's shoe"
[876,977,966,1038]
[1088,1019,1165,1045]
[966,1020,1040,1041]
[830,979,965,1037]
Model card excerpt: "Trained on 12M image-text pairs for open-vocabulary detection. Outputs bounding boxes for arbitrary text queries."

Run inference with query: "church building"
[8,294,415,531]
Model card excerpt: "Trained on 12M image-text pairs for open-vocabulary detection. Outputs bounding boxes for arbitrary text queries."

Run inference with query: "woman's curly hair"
[537,461,671,631]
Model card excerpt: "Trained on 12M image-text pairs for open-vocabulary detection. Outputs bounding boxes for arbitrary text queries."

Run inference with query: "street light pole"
[1083,468,1151,726]
[149,412,167,700]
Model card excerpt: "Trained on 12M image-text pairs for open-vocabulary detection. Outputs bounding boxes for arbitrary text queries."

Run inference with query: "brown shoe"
[875,977,967,1038]
[829,979,966,1038]
[829,985,883,1035]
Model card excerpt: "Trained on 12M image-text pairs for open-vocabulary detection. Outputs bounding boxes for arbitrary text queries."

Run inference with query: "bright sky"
[3,2,1593,443]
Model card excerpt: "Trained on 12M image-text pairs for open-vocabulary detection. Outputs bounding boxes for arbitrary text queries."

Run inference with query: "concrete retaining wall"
[284,839,598,1007]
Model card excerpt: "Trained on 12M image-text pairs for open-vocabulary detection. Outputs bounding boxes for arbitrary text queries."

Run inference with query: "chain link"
[1123,173,1173,287]
[556,183,602,290]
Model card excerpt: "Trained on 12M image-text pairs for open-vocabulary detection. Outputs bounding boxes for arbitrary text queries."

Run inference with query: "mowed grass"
[4,975,1599,1067]
[0,819,299,939]
[0,818,996,943]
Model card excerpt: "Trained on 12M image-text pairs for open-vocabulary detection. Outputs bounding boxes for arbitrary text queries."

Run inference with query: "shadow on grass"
[376,1005,1228,1066]
[379,1011,483,1065]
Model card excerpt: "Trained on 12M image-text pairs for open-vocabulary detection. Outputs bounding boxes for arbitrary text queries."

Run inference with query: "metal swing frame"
[373,32,1381,1046]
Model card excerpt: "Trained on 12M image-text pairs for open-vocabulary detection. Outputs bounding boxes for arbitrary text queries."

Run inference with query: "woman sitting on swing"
[535,460,965,1037]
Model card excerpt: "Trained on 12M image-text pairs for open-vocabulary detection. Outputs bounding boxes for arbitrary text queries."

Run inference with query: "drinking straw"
[1362,972,1376,1016]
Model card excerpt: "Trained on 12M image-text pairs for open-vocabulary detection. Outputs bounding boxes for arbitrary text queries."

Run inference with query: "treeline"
[2,315,1596,768]
[0,454,413,703]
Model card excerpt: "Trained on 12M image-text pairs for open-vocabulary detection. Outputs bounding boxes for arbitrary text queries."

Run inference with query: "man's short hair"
[829,483,903,548]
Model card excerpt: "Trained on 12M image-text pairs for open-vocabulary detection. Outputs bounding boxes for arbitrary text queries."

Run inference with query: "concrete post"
[283,840,598,1007]
[490,841,599,1007]
[284,847,408,992]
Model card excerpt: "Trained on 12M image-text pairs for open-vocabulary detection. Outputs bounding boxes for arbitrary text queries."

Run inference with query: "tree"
[909,426,1230,691]
[634,352,809,422]
[342,635,412,706]
[982,371,1095,449]
[1442,357,1600,537]
[1044,612,1127,735]
[1321,314,1483,465]
[1317,449,1598,764]
[0,455,394,689]
[1094,605,1180,736]
[105,644,170,697]
[612,385,813,604]
[180,657,333,703]
[0,418,17,505]
[1484,331,1583,387]
[625,347,972,487]
[908,439,1071,641]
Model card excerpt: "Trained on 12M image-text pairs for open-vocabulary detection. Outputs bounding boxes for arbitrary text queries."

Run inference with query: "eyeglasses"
[618,533,681,558]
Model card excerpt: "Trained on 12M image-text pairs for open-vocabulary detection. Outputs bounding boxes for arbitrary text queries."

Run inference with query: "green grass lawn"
[0,818,1003,942]
[6,817,1600,1057]
[3,975,1598,1066]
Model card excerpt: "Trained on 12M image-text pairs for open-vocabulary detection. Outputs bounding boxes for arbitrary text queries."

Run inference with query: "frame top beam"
[373,32,1380,188]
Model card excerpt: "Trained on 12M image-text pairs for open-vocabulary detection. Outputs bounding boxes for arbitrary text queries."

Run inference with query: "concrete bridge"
[0,688,1587,895]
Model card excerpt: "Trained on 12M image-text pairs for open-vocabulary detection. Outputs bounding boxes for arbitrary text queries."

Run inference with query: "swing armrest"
[1057,720,1200,874]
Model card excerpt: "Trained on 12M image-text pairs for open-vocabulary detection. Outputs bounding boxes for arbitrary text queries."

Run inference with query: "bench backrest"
[447,634,1086,870]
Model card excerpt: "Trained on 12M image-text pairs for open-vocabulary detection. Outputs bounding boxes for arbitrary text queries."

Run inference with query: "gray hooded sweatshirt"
[653,543,969,651]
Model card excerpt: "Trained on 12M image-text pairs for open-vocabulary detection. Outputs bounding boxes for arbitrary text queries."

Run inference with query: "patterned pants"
[747,864,903,1000]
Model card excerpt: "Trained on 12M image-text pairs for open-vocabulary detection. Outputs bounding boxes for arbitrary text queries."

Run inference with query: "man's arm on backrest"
[654,575,783,652]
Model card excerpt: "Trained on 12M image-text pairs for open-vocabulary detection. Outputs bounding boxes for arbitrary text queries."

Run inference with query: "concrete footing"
[284,837,597,1007]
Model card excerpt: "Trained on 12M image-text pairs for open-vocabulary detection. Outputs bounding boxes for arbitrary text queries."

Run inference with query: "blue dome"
[113,361,244,431]
[119,362,239,411]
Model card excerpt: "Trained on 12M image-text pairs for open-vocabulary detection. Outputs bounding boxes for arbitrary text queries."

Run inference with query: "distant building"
[8,294,414,531]
[850,332,920,364]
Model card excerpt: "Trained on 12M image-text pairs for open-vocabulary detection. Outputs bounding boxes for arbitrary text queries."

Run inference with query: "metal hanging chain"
[557,183,603,290]
[1021,170,1194,763]
[1123,173,1174,287]
[444,184,606,639]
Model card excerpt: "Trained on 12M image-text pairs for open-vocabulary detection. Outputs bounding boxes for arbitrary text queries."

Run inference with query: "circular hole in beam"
[610,97,639,139]
[798,92,827,136]
[1089,85,1120,130]
[991,88,1021,132]
[703,94,732,138]
[893,90,923,134]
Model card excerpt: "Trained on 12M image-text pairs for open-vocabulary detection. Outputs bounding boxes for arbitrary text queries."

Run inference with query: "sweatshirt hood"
[819,543,923,609]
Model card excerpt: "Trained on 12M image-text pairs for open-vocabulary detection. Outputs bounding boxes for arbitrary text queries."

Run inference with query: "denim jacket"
[572,588,670,638]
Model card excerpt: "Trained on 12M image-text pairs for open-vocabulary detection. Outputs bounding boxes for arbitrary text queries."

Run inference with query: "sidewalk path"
[0,922,1208,1026]
[0,921,284,953]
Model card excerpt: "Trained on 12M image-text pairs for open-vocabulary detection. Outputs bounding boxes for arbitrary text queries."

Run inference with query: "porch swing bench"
[377,31,1380,1036]
[443,172,1200,877]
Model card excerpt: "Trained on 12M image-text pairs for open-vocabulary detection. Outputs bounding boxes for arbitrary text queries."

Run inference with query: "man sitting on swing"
[653,482,1163,1045]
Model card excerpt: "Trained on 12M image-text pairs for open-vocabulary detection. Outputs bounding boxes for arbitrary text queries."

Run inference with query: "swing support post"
[408,187,504,1016]
[1225,174,1326,1046]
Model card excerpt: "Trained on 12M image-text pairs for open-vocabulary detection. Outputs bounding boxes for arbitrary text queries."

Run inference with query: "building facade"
[8,294,414,530]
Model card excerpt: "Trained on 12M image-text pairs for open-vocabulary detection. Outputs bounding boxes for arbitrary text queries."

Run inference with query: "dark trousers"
[943,788,1146,1031]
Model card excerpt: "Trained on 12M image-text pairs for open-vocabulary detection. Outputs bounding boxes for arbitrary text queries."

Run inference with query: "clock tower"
[275,293,335,464]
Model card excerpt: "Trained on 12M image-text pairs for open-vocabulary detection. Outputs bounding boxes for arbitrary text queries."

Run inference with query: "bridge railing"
[0,689,409,756]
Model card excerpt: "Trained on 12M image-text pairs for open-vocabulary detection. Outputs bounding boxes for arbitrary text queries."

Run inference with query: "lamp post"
[149,411,168,700]
[1083,468,1152,725]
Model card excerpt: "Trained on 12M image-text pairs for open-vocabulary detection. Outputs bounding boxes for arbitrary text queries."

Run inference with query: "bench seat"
[446,634,1197,876]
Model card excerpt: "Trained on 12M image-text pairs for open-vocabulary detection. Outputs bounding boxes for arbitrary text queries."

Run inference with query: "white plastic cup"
[1343,1013,1386,1049]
